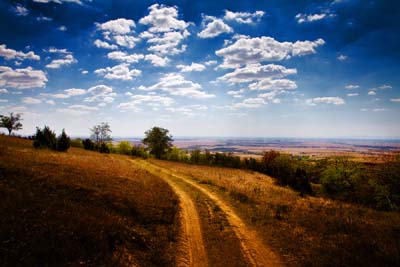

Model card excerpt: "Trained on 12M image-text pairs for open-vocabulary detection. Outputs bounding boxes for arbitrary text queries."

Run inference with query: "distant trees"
[33,126,70,152]
[90,122,112,147]
[0,112,23,136]
[142,127,173,159]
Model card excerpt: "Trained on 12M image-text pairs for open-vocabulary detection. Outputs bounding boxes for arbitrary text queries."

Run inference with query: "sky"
[0,0,399,138]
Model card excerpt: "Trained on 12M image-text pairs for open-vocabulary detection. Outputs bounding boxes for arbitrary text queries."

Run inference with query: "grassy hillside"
[151,159,400,267]
[0,136,179,266]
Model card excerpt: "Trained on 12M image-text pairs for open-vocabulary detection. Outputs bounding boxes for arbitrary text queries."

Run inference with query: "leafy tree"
[56,129,71,152]
[90,122,112,147]
[82,139,95,150]
[33,126,57,149]
[118,141,132,155]
[0,112,23,136]
[142,127,173,159]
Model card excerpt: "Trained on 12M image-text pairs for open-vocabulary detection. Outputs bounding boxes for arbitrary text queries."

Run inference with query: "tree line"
[1,112,399,211]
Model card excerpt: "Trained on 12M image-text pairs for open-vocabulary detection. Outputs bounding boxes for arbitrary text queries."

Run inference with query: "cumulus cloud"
[139,4,190,55]
[0,44,40,61]
[118,94,175,111]
[22,97,42,104]
[0,66,47,89]
[144,54,170,67]
[177,62,206,72]
[33,0,85,4]
[306,97,345,105]
[223,10,265,24]
[58,25,67,31]
[345,84,359,89]
[295,13,328,23]
[139,4,190,33]
[249,78,297,91]
[57,104,99,116]
[107,51,144,63]
[215,36,324,68]
[368,90,376,95]
[337,54,348,61]
[37,15,52,21]
[0,89,8,94]
[46,54,77,69]
[96,18,135,35]
[232,97,266,108]
[84,85,116,103]
[198,15,233,38]
[138,73,215,99]
[94,39,118,50]
[227,89,244,98]
[94,63,141,80]
[113,35,140,48]
[347,93,358,96]
[378,84,392,90]
[13,4,29,16]
[44,47,70,54]
[205,60,218,66]
[390,98,400,102]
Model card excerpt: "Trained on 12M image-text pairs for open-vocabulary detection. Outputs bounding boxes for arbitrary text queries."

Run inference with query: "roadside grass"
[0,136,180,266]
[151,159,400,267]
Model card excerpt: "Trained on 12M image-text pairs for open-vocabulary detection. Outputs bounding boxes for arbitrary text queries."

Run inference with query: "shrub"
[56,129,70,152]
[33,126,57,150]
[82,139,95,150]
[70,139,83,148]
[118,141,132,155]
[99,143,110,154]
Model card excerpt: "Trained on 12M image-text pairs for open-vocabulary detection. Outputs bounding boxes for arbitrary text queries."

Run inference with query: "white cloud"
[113,35,140,48]
[219,63,297,83]
[138,73,215,99]
[204,60,218,66]
[345,84,359,89]
[232,97,266,108]
[249,78,297,91]
[46,54,77,69]
[107,51,144,63]
[96,18,135,35]
[58,25,67,31]
[373,108,386,112]
[368,90,376,95]
[144,54,170,67]
[0,99,8,103]
[81,70,88,74]
[94,63,141,81]
[94,39,118,50]
[44,47,70,54]
[378,84,392,90]
[0,44,40,61]
[306,97,345,105]
[337,54,348,61]
[57,104,98,116]
[227,88,244,98]
[347,93,358,96]
[198,15,233,38]
[118,94,175,111]
[215,36,324,68]
[295,13,327,23]
[223,10,265,24]
[33,0,85,4]
[45,100,55,105]
[145,30,189,55]
[13,4,29,16]
[37,15,52,21]
[22,97,42,104]
[64,88,86,96]
[0,66,47,89]
[139,4,190,33]
[0,89,8,94]
[84,85,116,103]
[177,62,206,72]
[390,98,400,102]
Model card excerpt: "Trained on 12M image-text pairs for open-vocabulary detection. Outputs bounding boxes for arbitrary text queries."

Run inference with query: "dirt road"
[132,159,283,267]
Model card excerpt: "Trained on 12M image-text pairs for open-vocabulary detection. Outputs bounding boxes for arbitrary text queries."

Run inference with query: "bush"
[33,126,57,150]
[99,143,110,154]
[118,141,132,155]
[82,139,95,150]
[56,129,70,152]
[70,139,83,148]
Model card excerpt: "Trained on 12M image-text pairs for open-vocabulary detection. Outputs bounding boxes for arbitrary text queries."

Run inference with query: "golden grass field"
[0,136,180,266]
[151,159,400,267]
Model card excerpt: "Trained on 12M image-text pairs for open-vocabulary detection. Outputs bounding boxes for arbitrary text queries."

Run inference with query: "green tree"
[118,141,132,155]
[0,112,23,136]
[33,126,57,149]
[56,129,71,152]
[90,122,112,147]
[142,126,173,159]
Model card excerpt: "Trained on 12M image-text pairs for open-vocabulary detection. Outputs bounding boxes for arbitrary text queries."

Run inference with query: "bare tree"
[0,112,23,136]
[90,122,112,146]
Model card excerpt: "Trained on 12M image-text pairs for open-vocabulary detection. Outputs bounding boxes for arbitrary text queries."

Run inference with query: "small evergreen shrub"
[33,126,57,150]
[56,129,70,152]
[82,139,95,150]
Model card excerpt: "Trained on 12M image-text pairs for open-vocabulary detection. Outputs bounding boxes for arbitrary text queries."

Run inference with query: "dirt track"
[132,159,283,267]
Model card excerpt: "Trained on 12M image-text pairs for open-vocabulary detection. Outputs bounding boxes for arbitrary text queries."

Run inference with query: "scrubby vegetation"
[33,126,71,152]
[0,135,180,266]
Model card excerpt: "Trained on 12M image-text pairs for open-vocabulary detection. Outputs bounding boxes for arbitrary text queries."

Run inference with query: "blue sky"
[0,0,399,138]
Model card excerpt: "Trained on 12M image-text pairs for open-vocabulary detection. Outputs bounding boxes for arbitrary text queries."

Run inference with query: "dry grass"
[0,136,180,266]
[151,159,400,267]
